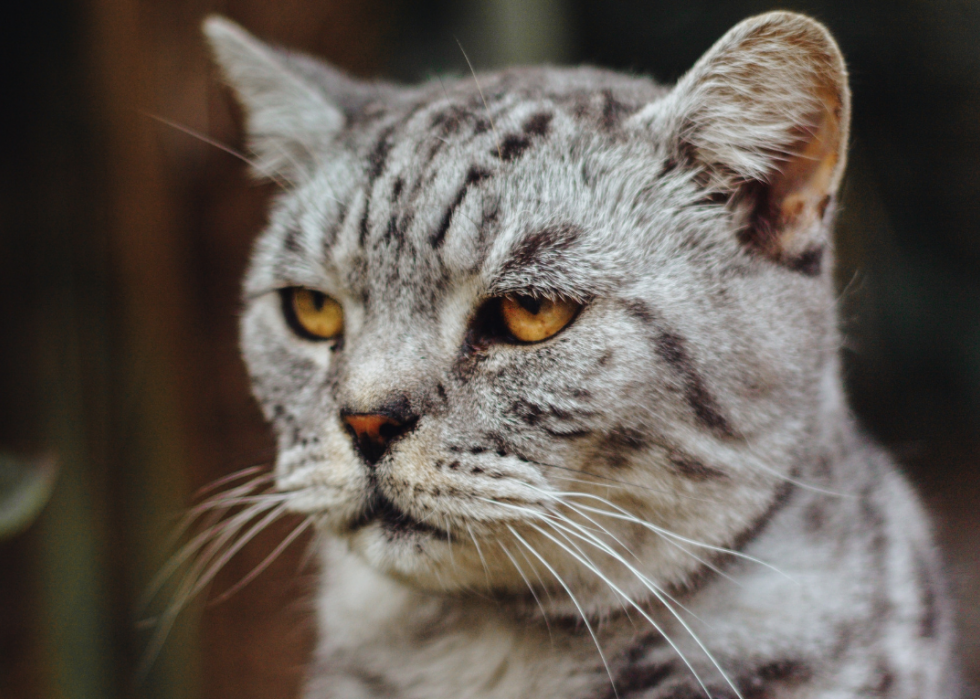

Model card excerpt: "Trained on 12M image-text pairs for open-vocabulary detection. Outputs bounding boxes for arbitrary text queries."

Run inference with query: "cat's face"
[209,13,850,607]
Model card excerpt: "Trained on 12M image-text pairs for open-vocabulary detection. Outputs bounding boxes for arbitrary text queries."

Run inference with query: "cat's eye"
[499,294,580,343]
[280,287,344,341]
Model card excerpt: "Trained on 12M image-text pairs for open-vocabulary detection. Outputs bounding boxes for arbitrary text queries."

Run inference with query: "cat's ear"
[203,15,345,181]
[649,12,850,266]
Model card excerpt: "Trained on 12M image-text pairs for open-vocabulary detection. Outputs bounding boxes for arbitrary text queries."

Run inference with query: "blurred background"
[1,1,978,697]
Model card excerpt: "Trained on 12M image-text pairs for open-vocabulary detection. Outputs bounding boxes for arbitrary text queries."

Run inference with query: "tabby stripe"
[599,89,632,129]
[282,226,302,253]
[499,224,581,275]
[595,663,672,699]
[494,133,532,161]
[430,166,491,248]
[625,300,735,437]
[667,451,727,481]
[665,480,795,600]
[358,193,371,248]
[367,124,396,183]
[654,330,734,436]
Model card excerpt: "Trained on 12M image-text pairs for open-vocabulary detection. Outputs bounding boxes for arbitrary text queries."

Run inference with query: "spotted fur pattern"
[205,12,959,698]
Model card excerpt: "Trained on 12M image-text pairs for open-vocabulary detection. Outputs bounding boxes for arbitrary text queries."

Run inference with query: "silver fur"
[205,12,959,698]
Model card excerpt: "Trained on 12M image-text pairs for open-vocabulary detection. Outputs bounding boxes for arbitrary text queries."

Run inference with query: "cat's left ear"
[644,12,850,267]
[203,15,345,180]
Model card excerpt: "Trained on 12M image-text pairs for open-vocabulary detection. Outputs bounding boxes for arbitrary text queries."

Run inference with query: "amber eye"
[500,294,580,343]
[280,287,344,341]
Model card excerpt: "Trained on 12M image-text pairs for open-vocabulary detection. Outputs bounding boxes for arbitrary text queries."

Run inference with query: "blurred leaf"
[0,453,58,539]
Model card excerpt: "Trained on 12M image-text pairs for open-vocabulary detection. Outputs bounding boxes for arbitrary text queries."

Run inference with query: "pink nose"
[343,413,400,445]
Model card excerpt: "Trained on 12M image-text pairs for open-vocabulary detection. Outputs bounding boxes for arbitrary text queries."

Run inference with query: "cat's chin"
[339,524,681,621]
[344,524,506,592]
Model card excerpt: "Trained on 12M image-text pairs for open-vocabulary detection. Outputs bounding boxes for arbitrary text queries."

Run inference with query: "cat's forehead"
[254,67,673,308]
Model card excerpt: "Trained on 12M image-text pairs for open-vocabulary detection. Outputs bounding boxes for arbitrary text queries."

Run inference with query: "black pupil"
[310,291,326,311]
[515,295,542,315]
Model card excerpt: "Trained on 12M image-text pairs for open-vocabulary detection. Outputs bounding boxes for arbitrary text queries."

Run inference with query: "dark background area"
[1,1,977,697]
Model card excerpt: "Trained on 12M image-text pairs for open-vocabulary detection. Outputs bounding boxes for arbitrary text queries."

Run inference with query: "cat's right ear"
[638,12,850,270]
[203,16,345,181]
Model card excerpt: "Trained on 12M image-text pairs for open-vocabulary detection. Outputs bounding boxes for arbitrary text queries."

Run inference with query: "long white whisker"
[143,113,291,190]
[741,451,853,498]
[496,539,554,642]
[140,492,287,611]
[528,521,717,699]
[555,498,742,591]
[209,516,313,606]
[454,38,503,161]
[484,498,704,624]
[161,474,275,554]
[138,498,287,677]
[553,491,793,581]
[507,526,619,699]
[185,502,291,605]
[521,456,717,503]
[194,466,271,500]
[466,523,493,590]
[506,482,758,586]
[541,511,710,628]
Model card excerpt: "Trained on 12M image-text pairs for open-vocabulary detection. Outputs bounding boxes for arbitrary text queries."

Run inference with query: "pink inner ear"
[762,87,843,256]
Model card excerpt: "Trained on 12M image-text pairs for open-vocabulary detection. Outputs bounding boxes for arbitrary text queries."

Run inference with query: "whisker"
[140,492,287,611]
[138,497,287,677]
[480,495,728,697]
[194,465,271,500]
[560,498,741,591]
[454,38,503,161]
[496,539,554,642]
[161,474,276,556]
[540,511,709,626]
[208,516,313,606]
[507,525,619,699]
[517,455,717,503]
[553,491,793,581]
[142,112,291,190]
[741,447,854,498]
[465,523,493,590]
[514,482,743,589]
[184,502,291,605]
[528,520,718,699]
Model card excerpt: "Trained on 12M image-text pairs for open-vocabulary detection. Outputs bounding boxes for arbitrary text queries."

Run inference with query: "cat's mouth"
[348,490,449,541]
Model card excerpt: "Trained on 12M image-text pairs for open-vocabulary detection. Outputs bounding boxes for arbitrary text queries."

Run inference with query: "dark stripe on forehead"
[494,133,531,162]
[499,224,581,276]
[600,89,633,130]
[358,194,371,248]
[368,124,396,183]
[283,226,301,253]
[430,166,492,248]
[319,201,349,256]
[522,112,553,137]
[430,104,470,135]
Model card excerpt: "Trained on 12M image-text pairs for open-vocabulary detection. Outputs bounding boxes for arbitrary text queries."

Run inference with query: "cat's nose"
[342,410,416,466]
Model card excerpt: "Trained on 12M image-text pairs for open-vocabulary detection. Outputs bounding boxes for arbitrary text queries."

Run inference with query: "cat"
[201,11,960,698]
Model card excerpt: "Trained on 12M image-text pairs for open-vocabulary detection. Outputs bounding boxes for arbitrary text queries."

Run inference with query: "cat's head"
[206,12,849,610]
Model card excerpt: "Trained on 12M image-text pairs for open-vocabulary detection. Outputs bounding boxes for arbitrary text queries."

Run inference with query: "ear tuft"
[203,15,344,181]
[654,12,850,265]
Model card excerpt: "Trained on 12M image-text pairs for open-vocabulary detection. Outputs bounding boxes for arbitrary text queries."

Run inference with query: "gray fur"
[205,12,959,698]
